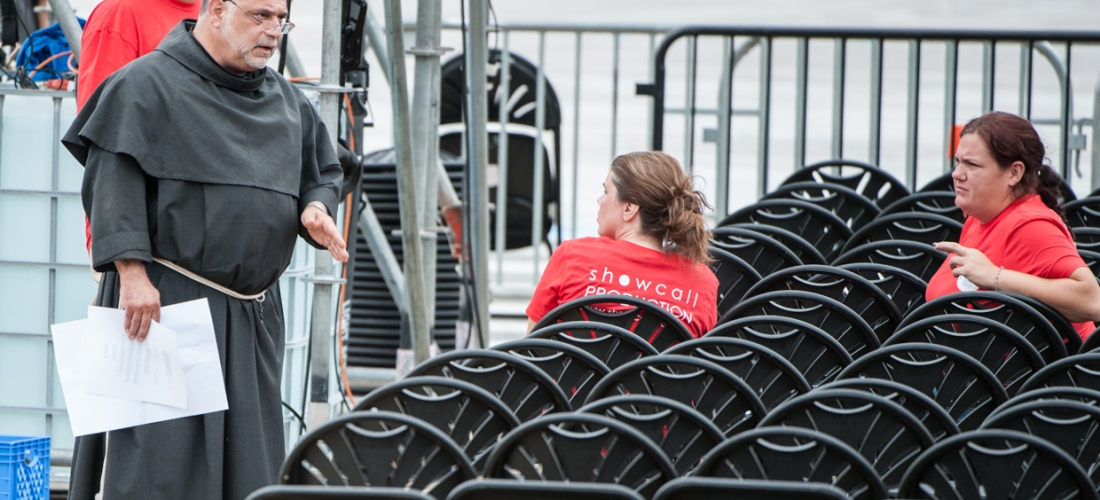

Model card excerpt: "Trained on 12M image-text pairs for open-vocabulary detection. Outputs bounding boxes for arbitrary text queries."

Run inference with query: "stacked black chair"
[528,321,658,370]
[482,413,677,500]
[761,181,881,230]
[707,315,852,388]
[279,411,476,499]
[840,212,962,254]
[719,199,853,262]
[584,355,766,436]
[743,265,902,345]
[980,399,1100,490]
[406,350,572,421]
[722,290,879,360]
[247,486,435,500]
[878,191,964,224]
[1082,328,1100,353]
[352,376,520,472]
[1002,291,1082,349]
[896,429,1098,500]
[490,338,610,408]
[781,159,910,210]
[531,295,694,352]
[654,478,848,500]
[837,262,927,316]
[711,226,805,277]
[884,314,1046,396]
[722,223,827,265]
[1080,249,1100,282]
[447,479,645,500]
[818,379,959,443]
[578,395,725,475]
[1005,386,1100,408]
[708,246,761,318]
[664,336,811,411]
[1077,227,1100,251]
[1064,196,1100,229]
[693,426,888,500]
[832,240,947,283]
[837,343,1009,431]
[1018,352,1100,394]
[757,389,934,493]
[900,291,1074,362]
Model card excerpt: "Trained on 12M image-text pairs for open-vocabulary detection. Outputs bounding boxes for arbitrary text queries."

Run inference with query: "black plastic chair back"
[247,485,435,500]
[761,181,881,230]
[818,378,960,443]
[878,191,964,224]
[1019,353,1100,394]
[707,247,761,319]
[744,265,902,345]
[884,314,1046,397]
[900,291,1073,364]
[1064,196,1100,229]
[482,413,677,500]
[841,212,963,254]
[837,343,1009,431]
[694,426,888,500]
[720,199,853,262]
[446,479,645,500]
[711,227,804,277]
[531,295,694,351]
[653,478,849,500]
[529,321,658,371]
[896,429,1098,500]
[491,339,610,407]
[723,222,827,265]
[1000,291,1083,351]
[722,290,878,360]
[707,315,852,388]
[980,399,1100,491]
[1076,227,1100,250]
[758,388,935,493]
[831,240,947,282]
[584,354,766,436]
[280,411,476,499]
[578,394,724,475]
[1080,249,1100,284]
[664,336,811,411]
[352,376,520,473]
[1001,386,1100,410]
[406,350,572,421]
[837,262,928,316]
[1082,326,1100,353]
[780,159,910,209]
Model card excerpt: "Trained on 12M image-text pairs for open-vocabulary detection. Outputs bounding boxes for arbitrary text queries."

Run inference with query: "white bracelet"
[994,266,1004,291]
[307,201,328,215]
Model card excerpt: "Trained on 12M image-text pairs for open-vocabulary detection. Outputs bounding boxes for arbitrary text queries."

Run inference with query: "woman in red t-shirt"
[526,151,719,338]
[928,111,1100,339]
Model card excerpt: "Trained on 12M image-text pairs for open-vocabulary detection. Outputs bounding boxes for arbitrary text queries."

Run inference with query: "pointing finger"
[934,241,965,255]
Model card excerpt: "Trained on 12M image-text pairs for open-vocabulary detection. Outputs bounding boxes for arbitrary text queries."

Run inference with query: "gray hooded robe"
[61,20,342,500]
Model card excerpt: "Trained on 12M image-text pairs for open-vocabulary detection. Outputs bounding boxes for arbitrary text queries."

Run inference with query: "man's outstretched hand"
[302,204,349,262]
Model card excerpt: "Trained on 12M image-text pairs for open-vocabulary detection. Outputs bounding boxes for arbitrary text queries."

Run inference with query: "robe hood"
[62,20,334,197]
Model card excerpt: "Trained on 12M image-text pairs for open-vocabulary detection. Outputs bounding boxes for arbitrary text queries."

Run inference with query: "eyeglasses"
[224,0,295,35]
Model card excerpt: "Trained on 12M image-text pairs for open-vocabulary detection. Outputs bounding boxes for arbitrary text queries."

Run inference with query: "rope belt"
[153,258,268,317]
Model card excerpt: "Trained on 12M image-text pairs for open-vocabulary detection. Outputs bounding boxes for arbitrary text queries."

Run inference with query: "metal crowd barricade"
[0,87,322,477]
[641,26,1100,213]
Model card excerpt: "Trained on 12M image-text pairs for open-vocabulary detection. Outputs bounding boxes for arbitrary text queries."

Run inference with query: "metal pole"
[683,36,697,171]
[757,37,771,199]
[570,32,582,238]
[868,38,883,167]
[382,0,431,364]
[466,0,491,348]
[943,40,958,173]
[905,40,921,190]
[46,0,81,65]
[305,0,343,429]
[410,0,443,351]
[1092,77,1100,192]
[794,37,809,169]
[358,197,409,313]
[531,31,547,284]
[714,36,732,217]
[495,32,511,284]
[365,4,393,85]
[831,37,846,160]
[610,32,621,160]
[981,41,995,113]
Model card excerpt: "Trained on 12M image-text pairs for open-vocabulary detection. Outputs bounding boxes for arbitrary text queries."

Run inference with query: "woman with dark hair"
[526,151,719,338]
[928,111,1100,339]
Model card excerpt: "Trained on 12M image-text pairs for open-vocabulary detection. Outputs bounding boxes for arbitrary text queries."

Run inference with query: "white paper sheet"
[52,299,229,436]
[80,308,187,408]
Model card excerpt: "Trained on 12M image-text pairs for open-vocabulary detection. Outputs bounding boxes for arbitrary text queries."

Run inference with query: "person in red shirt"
[927,111,1100,339]
[526,151,719,338]
[78,0,201,254]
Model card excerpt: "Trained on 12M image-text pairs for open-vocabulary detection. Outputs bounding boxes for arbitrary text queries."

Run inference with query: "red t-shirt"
[526,237,719,338]
[78,0,201,251]
[926,194,1095,339]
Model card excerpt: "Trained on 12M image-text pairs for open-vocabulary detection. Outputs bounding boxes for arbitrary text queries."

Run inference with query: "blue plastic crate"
[0,435,49,500]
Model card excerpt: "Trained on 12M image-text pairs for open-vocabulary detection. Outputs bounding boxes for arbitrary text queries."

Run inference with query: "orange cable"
[27,50,71,79]
[336,191,355,406]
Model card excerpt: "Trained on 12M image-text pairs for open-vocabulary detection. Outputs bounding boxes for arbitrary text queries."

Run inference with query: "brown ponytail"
[610,151,712,264]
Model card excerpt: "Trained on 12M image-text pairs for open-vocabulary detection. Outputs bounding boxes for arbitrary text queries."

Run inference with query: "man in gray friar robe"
[60,0,349,498]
